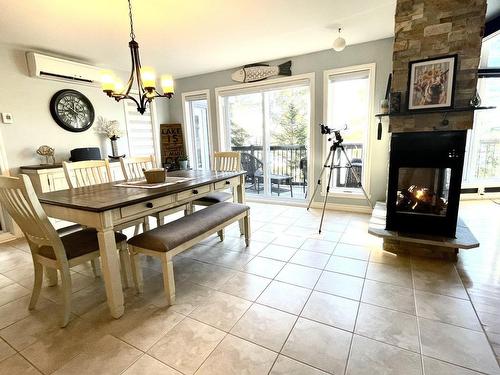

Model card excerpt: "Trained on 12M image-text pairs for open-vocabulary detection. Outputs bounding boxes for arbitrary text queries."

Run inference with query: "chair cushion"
[56,224,83,236]
[39,228,127,260]
[128,202,249,252]
[194,192,232,204]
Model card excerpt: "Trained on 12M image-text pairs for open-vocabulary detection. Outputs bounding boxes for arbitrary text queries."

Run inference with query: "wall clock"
[50,89,95,132]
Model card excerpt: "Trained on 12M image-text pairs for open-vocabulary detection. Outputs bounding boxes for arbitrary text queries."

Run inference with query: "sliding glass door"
[218,77,312,200]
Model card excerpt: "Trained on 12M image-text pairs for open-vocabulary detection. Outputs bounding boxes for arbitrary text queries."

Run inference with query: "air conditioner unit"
[26,52,102,87]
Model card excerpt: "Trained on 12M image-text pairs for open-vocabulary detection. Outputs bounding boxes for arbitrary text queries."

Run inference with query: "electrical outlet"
[1,113,13,124]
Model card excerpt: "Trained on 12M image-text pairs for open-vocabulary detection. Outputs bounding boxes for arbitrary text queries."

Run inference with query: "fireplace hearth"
[386,131,467,238]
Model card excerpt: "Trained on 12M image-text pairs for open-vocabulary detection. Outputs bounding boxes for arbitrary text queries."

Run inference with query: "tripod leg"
[319,148,337,233]
[340,147,373,208]
[307,148,333,210]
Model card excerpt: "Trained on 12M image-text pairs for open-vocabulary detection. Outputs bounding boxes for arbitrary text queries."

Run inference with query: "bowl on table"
[143,168,166,184]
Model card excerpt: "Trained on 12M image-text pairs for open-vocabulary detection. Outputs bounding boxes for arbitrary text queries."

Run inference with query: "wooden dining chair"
[193,151,241,208]
[120,155,191,228]
[0,175,129,327]
[62,159,112,189]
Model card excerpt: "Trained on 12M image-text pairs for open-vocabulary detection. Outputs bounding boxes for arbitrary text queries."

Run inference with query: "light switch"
[1,113,13,124]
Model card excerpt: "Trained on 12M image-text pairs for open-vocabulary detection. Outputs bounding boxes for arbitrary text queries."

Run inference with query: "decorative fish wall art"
[231,60,292,83]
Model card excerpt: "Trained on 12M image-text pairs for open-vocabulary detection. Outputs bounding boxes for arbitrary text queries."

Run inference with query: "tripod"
[307,129,372,233]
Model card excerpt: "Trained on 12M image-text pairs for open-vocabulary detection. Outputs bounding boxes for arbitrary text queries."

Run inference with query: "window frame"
[322,63,376,199]
[181,89,214,170]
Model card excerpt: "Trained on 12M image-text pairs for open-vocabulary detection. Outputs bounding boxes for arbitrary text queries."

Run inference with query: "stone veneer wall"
[390,0,487,133]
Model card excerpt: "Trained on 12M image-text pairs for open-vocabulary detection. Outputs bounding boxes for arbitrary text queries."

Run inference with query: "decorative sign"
[160,123,186,166]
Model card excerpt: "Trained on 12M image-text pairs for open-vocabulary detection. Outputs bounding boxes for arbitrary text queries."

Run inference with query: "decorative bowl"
[143,168,166,184]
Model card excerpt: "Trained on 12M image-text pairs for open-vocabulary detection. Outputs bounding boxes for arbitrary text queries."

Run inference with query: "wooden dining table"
[39,170,247,319]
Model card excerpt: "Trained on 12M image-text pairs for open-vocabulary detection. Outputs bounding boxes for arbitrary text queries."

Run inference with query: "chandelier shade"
[100,0,174,114]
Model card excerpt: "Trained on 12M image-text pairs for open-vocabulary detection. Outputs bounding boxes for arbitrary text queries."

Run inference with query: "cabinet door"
[46,171,69,192]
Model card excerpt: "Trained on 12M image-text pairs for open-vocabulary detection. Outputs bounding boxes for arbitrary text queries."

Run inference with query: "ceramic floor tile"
[257,281,311,315]
[289,250,330,269]
[148,317,225,375]
[346,335,422,375]
[243,256,286,278]
[0,283,30,307]
[413,269,469,299]
[231,303,296,351]
[415,290,482,331]
[300,238,335,254]
[275,263,322,289]
[355,303,420,352]
[259,244,297,262]
[0,275,14,289]
[419,317,500,375]
[196,334,277,375]
[0,295,53,330]
[272,234,306,248]
[0,337,14,362]
[361,279,415,314]
[167,281,216,315]
[189,291,251,331]
[369,250,411,266]
[282,317,351,374]
[122,354,182,375]
[334,243,371,261]
[270,355,329,374]
[366,262,413,288]
[52,334,142,375]
[325,255,368,277]
[0,353,41,374]
[315,271,364,300]
[218,272,270,301]
[422,356,486,375]
[301,291,359,331]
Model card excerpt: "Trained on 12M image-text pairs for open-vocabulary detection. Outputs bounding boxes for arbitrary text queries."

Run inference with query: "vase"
[110,137,119,158]
[179,160,188,170]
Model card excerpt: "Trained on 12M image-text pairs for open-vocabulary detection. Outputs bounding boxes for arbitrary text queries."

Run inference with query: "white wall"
[166,38,393,206]
[0,43,161,173]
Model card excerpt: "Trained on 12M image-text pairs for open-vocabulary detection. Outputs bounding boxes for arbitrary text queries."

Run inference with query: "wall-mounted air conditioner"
[26,52,101,87]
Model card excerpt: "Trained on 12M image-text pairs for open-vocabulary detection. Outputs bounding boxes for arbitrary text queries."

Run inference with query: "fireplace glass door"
[396,167,451,217]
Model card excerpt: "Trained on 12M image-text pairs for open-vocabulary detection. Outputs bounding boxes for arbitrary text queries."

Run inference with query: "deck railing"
[231,143,363,188]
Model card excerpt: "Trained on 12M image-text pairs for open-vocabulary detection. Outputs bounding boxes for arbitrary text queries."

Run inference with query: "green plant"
[178,154,188,161]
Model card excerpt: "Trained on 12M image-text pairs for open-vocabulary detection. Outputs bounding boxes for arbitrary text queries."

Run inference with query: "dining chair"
[193,151,241,207]
[119,156,190,228]
[62,159,112,189]
[0,175,129,327]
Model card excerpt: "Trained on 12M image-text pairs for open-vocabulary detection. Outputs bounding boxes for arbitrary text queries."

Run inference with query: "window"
[182,90,212,170]
[324,64,375,196]
[123,100,159,158]
[463,31,500,187]
[216,74,313,200]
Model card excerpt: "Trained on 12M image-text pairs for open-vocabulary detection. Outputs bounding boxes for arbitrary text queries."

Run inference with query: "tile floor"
[0,200,498,374]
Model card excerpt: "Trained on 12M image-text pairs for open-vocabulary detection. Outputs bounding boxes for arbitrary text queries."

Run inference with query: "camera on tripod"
[319,123,344,144]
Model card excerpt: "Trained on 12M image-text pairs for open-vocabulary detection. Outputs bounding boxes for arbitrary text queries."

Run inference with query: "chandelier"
[100,0,174,114]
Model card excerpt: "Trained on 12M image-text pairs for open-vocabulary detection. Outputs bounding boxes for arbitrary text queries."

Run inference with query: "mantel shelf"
[375,106,496,118]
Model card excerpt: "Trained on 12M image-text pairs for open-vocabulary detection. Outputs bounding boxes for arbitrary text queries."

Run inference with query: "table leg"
[97,228,124,319]
[236,175,246,235]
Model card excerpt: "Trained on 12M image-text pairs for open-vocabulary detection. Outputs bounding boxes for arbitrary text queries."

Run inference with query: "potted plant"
[178,154,189,170]
[95,116,125,159]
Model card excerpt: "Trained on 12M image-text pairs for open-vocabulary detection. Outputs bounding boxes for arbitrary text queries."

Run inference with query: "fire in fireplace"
[386,131,467,237]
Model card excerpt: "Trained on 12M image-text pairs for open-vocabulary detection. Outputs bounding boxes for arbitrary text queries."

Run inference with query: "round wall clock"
[50,89,95,132]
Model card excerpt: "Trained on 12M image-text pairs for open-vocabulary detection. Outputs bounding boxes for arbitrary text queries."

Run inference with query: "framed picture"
[407,54,457,111]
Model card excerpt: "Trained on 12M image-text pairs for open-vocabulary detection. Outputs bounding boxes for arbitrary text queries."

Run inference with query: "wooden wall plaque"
[160,123,186,166]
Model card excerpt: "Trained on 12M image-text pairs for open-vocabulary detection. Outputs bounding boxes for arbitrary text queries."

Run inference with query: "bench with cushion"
[127,201,250,305]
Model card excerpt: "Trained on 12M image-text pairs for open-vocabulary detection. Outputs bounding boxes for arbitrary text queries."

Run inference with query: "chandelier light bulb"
[332,28,346,52]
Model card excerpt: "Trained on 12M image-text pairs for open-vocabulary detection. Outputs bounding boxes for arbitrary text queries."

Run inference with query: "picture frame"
[407,54,458,111]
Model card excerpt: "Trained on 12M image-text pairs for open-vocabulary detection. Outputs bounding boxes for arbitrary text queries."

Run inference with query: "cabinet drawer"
[214,177,239,190]
[121,195,174,218]
[177,184,211,201]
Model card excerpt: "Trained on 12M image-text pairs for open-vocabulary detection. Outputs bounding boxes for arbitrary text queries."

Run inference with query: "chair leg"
[243,214,251,247]
[143,217,151,232]
[29,262,44,310]
[290,180,293,198]
[44,267,58,287]
[217,229,225,242]
[160,254,175,305]
[185,202,193,216]
[133,223,141,236]
[59,268,72,328]
[90,259,100,278]
[119,243,132,289]
[156,214,162,228]
[129,247,144,294]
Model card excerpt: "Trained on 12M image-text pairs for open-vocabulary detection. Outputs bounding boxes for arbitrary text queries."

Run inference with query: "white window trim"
[214,73,316,200]
[322,63,376,199]
[181,89,214,169]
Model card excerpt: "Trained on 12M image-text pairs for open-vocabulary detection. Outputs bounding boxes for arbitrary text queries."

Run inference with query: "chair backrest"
[213,151,241,172]
[240,152,263,177]
[62,160,112,188]
[0,175,67,261]
[120,155,156,181]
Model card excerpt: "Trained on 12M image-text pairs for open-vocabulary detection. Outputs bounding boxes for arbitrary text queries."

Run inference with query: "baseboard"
[246,196,373,214]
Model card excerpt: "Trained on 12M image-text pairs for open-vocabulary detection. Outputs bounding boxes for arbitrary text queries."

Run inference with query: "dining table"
[38,170,247,319]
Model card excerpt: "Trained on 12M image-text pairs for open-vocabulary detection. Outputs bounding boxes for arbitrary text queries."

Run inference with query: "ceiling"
[0,0,498,79]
